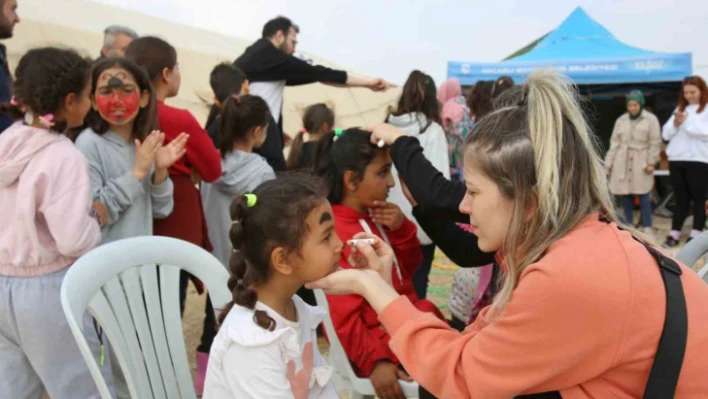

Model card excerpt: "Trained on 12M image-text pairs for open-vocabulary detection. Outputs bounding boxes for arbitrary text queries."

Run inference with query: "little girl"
[201,95,276,268]
[0,47,111,399]
[203,174,341,398]
[287,103,334,170]
[75,57,187,245]
[313,128,444,398]
[75,58,187,398]
[386,70,450,300]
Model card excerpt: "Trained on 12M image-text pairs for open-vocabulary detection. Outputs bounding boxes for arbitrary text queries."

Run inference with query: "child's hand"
[190,167,202,186]
[155,132,189,170]
[132,130,161,180]
[370,361,406,399]
[91,201,108,226]
[370,201,405,231]
[286,341,313,399]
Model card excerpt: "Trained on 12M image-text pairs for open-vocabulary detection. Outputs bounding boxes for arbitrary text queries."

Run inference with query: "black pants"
[413,244,436,299]
[669,161,708,231]
[180,271,218,353]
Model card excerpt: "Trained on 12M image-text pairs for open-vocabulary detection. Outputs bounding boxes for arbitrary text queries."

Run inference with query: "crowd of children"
[1,19,708,399]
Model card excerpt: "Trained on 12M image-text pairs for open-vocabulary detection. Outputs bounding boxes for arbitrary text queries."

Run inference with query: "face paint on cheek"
[96,91,140,124]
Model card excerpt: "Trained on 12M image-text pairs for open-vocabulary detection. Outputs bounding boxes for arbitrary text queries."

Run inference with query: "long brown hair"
[287,103,334,170]
[678,75,708,113]
[464,70,624,319]
[388,70,441,132]
[218,95,270,158]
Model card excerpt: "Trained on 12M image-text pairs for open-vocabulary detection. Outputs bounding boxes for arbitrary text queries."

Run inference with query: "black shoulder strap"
[638,240,688,399]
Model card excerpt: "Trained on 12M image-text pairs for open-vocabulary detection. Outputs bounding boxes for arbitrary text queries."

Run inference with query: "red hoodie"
[154,101,222,250]
[327,204,444,377]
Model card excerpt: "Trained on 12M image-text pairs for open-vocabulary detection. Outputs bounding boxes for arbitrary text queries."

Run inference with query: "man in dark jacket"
[0,0,19,133]
[235,16,390,171]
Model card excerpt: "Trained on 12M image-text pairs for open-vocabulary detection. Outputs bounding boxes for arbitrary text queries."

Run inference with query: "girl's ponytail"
[204,103,221,130]
[218,195,276,330]
[218,95,270,158]
[286,129,307,170]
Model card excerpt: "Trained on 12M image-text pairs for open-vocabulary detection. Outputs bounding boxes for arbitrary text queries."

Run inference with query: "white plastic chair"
[313,289,419,399]
[61,236,231,399]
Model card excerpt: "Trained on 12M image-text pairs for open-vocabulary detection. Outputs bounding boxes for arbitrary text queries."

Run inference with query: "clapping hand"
[155,132,189,170]
[132,130,162,181]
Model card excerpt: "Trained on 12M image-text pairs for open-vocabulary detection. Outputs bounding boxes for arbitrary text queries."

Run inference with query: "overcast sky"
[93,0,708,85]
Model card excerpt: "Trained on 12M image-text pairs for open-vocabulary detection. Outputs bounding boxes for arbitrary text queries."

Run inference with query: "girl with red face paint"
[75,58,189,397]
[76,57,188,246]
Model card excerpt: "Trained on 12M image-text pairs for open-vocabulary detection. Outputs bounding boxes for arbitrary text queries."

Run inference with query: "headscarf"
[437,78,462,104]
[626,89,645,120]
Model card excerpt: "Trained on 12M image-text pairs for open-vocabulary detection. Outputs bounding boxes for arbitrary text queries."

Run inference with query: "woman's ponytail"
[525,70,612,228]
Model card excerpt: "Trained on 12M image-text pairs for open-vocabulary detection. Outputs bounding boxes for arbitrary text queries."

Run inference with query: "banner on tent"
[448,53,692,85]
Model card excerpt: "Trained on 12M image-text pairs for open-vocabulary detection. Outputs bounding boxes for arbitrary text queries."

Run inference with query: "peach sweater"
[379,215,708,398]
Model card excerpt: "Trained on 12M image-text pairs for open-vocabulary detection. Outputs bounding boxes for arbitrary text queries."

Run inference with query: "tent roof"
[448,7,692,85]
[6,0,400,136]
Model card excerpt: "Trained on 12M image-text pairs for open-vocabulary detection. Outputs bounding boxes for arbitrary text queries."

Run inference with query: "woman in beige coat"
[605,90,662,234]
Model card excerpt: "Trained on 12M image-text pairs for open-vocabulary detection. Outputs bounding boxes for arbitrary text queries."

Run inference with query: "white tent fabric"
[5,0,401,136]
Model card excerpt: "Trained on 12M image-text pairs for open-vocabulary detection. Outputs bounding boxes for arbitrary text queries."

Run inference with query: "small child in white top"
[203,174,345,399]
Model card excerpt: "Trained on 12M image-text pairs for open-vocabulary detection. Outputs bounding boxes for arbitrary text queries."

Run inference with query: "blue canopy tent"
[448,7,692,156]
[448,7,692,85]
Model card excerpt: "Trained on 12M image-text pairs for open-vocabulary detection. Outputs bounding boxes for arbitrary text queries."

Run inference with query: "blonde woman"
[307,71,708,399]
[605,90,661,236]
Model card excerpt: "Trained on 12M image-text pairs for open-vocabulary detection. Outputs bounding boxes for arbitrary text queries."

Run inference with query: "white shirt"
[250,81,286,124]
[203,295,337,399]
[662,104,708,163]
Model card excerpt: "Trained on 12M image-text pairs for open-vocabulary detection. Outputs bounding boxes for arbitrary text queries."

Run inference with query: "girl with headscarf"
[605,90,661,237]
[437,78,473,181]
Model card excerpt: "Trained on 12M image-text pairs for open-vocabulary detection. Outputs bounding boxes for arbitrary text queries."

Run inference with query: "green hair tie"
[333,128,344,141]
[244,193,257,208]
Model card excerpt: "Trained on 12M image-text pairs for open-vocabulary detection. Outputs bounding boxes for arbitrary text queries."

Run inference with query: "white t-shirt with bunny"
[203,295,338,399]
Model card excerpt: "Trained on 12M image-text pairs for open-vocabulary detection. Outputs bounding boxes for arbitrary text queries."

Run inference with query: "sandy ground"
[177,213,703,399]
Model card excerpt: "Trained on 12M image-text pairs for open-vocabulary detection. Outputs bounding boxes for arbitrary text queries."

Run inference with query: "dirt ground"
[179,213,701,399]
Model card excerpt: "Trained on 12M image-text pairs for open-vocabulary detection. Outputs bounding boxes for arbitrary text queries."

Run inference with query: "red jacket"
[156,101,221,182]
[327,204,444,377]
[154,102,221,250]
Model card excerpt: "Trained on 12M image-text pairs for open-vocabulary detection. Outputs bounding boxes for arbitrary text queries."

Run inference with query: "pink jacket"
[0,123,100,276]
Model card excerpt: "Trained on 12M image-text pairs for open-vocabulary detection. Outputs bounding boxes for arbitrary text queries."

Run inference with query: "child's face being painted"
[292,201,344,283]
[346,149,394,209]
[93,67,150,127]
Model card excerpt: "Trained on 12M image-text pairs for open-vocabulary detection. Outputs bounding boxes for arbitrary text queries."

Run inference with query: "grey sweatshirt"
[75,128,174,245]
[201,150,275,267]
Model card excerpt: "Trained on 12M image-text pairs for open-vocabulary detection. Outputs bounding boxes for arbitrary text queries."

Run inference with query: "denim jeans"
[622,194,652,227]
